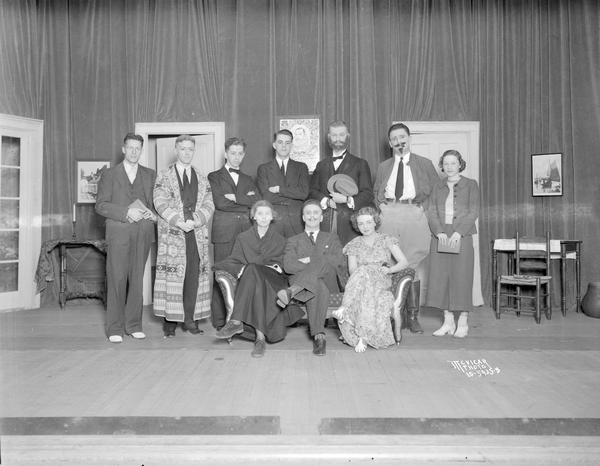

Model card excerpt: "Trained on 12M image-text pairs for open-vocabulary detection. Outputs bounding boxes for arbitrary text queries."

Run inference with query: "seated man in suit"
[208,137,260,329]
[256,129,309,238]
[278,199,345,356]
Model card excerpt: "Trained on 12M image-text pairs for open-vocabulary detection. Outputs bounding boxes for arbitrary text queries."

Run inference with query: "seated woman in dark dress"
[214,200,304,357]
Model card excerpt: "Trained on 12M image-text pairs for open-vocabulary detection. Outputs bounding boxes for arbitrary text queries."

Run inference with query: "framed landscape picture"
[279,116,320,172]
[77,161,110,203]
[531,152,563,197]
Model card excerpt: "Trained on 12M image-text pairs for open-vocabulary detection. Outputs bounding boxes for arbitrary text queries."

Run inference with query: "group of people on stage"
[95,120,480,357]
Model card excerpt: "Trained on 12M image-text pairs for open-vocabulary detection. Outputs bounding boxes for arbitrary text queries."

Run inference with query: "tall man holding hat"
[374,123,440,334]
[309,120,373,246]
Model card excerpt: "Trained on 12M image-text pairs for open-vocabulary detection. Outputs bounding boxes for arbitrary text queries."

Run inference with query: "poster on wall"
[77,161,110,203]
[531,152,562,197]
[279,116,320,172]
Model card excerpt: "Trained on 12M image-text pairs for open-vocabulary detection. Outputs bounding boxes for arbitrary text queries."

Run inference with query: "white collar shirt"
[175,163,192,184]
[123,161,138,184]
[385,152,416,200]
[225,163,239,185]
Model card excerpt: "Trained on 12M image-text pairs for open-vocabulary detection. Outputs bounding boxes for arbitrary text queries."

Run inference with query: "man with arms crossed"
[256,129,309,238]
[208,137,259,329]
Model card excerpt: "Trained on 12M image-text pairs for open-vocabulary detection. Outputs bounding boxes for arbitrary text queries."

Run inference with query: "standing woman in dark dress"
[214,200,304,357]
[426,150,480,338]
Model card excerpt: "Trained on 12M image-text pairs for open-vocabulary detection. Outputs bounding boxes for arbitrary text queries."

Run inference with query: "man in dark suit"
[207,137,259,329]
[96,133,157,343]
[257,129,309,238]
[309,120,374,246]
[278,200,345,356]
[374,122,440,334]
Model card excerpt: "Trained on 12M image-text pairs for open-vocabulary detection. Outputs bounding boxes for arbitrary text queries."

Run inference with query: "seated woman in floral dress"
[332,206,408,352]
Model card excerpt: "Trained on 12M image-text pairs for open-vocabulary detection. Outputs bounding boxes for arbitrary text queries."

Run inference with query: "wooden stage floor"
[1,302,600,464]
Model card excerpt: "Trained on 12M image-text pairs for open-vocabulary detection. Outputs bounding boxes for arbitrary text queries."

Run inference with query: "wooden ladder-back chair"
[494,231,552,323]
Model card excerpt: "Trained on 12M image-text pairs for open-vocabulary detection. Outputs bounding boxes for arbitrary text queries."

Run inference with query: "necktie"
[183,169,190,188]
[228,167,240,174]
[332,155,343,161]
[280,162,285,176]
[394,157,404,200]
[309,231,316,245]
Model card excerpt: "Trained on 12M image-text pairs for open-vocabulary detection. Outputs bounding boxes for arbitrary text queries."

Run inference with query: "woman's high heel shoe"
[433,310,455,336]
[453,312,468,338]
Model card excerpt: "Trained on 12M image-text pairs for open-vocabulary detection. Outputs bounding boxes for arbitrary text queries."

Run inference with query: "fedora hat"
[327,174,359,196]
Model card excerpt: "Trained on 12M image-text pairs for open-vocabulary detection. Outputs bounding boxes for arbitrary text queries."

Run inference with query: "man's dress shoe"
[215,320,244,339]
[251,339,266,358]
[312,338,326,356]
[182,324,203,335]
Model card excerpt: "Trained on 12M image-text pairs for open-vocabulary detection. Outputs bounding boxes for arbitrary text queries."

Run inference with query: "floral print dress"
[338,233,399,348]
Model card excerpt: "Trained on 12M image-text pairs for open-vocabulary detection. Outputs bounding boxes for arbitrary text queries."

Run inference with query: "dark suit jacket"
[95,162,156,243]
[374,152,439,207]
[207,166,259,244]
[308,152,374,244]
[257,158,309,235]
[283,230,345,294]
[256,159,309,211]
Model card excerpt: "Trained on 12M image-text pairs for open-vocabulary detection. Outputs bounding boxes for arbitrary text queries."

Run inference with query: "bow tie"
[228,167,240,174]
[332,155,344,161]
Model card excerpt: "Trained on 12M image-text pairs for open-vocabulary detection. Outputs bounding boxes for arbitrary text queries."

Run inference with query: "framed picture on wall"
[278,116,320,172]
[531,152,563,197]
[77,161,110,203]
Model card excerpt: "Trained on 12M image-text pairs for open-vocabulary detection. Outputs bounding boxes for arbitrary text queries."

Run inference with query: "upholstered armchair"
[214,267,417,344]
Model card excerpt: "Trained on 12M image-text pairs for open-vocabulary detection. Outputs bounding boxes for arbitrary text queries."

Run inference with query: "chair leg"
[535,282,541,324]
[546,281,552,320]
[495,280,501,319]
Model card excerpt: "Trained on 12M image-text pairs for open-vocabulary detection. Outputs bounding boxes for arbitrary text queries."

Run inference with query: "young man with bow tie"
[207,137,259,329]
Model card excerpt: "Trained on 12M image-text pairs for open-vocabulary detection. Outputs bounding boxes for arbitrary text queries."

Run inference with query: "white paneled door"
[0,114,43,311]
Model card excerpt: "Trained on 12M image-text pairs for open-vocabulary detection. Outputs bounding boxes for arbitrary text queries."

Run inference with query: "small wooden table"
[492,239,582,316]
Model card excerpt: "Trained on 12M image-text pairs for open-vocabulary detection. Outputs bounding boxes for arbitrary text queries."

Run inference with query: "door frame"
[0,113,44,311]
[402,121,483,306]
[135,121,225,305]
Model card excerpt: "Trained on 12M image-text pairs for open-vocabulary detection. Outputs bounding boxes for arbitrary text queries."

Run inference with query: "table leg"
[561,248,567,317]
[491,246,497,310]
[576,243,581,312]
[59,244,67,308]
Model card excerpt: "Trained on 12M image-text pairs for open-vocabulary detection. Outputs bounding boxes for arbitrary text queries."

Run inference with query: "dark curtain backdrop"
[1,0,599,304]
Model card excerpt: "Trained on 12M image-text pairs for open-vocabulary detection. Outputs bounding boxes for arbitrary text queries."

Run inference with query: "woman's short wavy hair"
[439,149,467,173]
[250,199,279,221]
[350,206,382,232]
